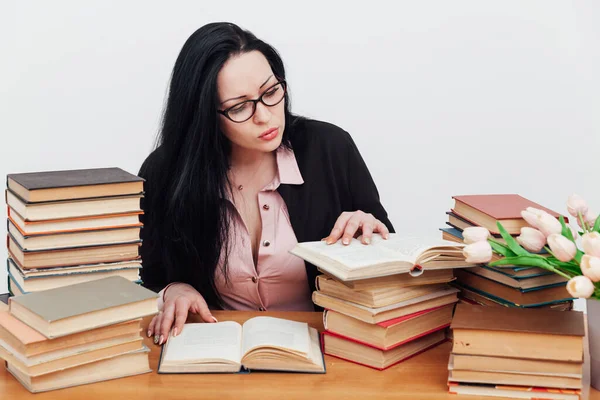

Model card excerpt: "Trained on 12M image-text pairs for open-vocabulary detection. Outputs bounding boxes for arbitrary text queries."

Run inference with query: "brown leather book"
[7,167,144,203]
[452,194,567,234]
[450,303,584,361]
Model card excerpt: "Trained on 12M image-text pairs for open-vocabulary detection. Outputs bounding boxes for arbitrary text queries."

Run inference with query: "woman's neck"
[229,146,277,191]
[229,146,273,170]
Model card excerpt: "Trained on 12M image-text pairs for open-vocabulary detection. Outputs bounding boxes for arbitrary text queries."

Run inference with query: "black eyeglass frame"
[217,80,287,123]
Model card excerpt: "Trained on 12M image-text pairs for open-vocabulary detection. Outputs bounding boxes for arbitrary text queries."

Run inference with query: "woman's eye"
[264,87,279,97]
[230,103,249,114]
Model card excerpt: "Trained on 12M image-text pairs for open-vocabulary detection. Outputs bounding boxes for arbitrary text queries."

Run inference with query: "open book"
[290,234,470,282]
[157,316,325,374]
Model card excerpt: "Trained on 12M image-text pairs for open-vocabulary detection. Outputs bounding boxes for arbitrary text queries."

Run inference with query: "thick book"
[448,369,582,390]
[449,354,582,379]
[312,286,459,324]
[157,316,325,374]
[0,334,144,377]
[453,269,573,307]
[8,219,141,251]
[451,194,567,235]
[6,190,143,222]
[468,265,567,290]
[322,328,446,370]
[315,274,449,308]
[6,167,144,203]
[0,310,141,357]
[323,304,453,350]
[8,209,143,236]
[450,303,585,362]
[322,268,454,291]
[7,258,141,294]
[448,382,580,400]
[290,234,470,282]
[453,283,573,311]
[9,276,158,338]
[7,235,141,269]
[6,346,151,393]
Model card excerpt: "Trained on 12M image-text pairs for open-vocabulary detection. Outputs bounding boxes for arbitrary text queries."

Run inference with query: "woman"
[140,22,394,345]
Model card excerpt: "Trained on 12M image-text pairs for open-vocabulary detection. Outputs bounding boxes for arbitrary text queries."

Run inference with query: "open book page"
[294,237,406,269]
[294,234,464,270]
[368,234,464,260]
[162,322,243,365]
[241,317,310,357]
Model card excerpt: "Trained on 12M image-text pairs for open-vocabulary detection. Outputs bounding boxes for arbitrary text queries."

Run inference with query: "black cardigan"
[138,118,395,302]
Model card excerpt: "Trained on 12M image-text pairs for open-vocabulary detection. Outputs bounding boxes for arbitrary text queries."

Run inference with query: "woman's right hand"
[147,283,217,345]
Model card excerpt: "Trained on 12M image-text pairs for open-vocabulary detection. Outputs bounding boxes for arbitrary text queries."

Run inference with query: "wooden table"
[0,311,599,400]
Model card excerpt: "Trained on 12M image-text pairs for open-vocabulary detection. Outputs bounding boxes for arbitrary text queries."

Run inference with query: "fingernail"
[342,238,350,245]
[212,316,218,323]
[321,237,327,241]
[159,335,164,345]
[173,328,178,337]
[364,237,371,245]
[154,335,160,345]
[384,233,389,239]
[147,330,152,338]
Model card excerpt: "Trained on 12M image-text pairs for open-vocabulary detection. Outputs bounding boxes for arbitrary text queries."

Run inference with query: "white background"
[1,1,599,309]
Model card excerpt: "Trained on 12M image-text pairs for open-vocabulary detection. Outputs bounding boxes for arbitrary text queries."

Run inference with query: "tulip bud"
[536,214,563,237]
[521,208,562,236]
[516,227,546,253]
[567,194,589,218]
[566,276,595,299]
[582,232,600,257]
[585,211,598,226]
[526,207,546,217]
[462,241,493,264]
[462,227,491,244]
[521,211,540,230]
[581,255,600,282]
[547,233,577,262]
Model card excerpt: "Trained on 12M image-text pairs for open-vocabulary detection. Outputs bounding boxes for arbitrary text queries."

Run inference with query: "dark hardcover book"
[7,167,144,203]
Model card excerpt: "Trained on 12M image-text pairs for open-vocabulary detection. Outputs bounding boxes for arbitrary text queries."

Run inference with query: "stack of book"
[5,167,145,295]
[441,194,574,310]
[448,304,584,399]
[0,276,158,393]
[291,234,473,370]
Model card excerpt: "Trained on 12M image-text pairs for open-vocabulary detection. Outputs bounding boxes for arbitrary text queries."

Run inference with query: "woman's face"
[217,51,286,156]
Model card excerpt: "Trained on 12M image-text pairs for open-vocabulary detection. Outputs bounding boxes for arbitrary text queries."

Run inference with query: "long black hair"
[140,22,299,308]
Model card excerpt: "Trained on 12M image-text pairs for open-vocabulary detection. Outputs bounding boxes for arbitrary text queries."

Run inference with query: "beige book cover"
[9,276,157,337]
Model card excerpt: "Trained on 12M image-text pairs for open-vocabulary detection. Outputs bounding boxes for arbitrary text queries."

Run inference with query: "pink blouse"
[158,147,313,312]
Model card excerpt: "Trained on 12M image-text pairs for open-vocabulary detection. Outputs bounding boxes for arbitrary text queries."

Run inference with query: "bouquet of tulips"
[460,194,600,300]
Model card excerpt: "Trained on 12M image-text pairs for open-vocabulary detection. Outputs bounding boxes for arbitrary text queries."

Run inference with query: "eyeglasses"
[218,81,287,123]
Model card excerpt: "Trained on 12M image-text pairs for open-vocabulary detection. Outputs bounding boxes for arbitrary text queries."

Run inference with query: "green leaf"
[574,250,584,265]
[545,257,582,275]
[496,222,529,257]
[489,255,547,268]
[594,215,600,233]
[488,239,516,257]
[559,216,575,242]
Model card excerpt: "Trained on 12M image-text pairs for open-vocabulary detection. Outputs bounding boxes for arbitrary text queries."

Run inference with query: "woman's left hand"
[324,210,390,245]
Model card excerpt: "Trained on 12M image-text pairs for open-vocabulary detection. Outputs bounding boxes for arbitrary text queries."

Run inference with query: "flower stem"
[578,212,588,233]
[546,266,574,281]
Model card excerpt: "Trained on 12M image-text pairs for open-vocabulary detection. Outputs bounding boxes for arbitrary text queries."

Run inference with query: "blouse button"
[252,276,258,283]
[263,240,271,247]
[259,307,266,311]
[263,204,270,210]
